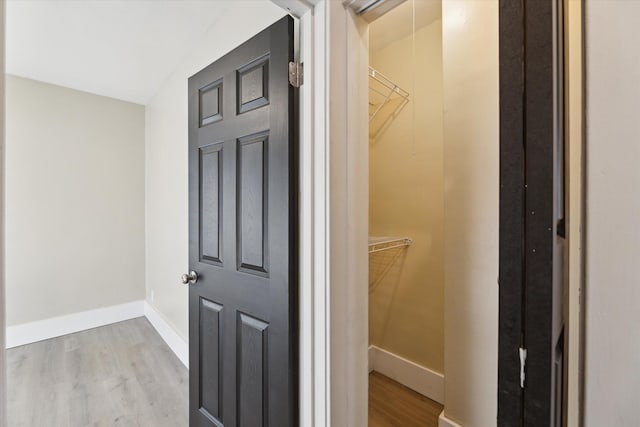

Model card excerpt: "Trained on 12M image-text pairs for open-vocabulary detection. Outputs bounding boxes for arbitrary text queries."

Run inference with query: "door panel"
[199,298,223,423]
[237,55,270,114]
[237,312,269,427]
[200,143,223,265]
[237,132,268,275]
[188,16,297,427]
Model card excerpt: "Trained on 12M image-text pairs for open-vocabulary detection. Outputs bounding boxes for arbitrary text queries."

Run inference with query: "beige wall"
[369,19,445,373]
[144,2,286,341]
[5,75,145,326]
[328,4,371,425]
[441,0,499,425]
[584,2,640,426]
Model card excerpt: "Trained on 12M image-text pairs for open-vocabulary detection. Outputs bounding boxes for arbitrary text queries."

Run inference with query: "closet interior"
[367,1,445,426]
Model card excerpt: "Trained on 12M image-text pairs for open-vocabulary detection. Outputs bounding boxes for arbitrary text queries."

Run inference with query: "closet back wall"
[369,18,445,374]
[5,75,146,328]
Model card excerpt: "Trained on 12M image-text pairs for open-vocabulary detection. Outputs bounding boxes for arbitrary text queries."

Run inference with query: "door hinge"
[289,61,303,88]
[519,347,527,389]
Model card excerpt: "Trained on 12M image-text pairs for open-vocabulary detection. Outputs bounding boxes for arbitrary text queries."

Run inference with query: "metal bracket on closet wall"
[368,236,413,254]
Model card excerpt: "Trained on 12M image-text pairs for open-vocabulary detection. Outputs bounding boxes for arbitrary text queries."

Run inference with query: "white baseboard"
[369,345,375,373]
[5,299,189,370]
[144,301,189,368]
[369,345,444,404]
[439,411,463,427]
[6,300,144,349]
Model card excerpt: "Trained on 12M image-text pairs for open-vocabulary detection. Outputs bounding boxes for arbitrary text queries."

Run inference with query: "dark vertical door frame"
[499,1,564,425]
[524,1,565,426]
[498,0,526,425]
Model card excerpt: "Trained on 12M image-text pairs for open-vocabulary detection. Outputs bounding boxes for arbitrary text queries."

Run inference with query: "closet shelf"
[368,236,413,254]
[368,66,410,124]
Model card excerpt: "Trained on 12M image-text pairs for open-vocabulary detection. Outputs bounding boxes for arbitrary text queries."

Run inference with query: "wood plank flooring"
[7,317,188,427]
[369,371,443,427]
[8,319,441,426]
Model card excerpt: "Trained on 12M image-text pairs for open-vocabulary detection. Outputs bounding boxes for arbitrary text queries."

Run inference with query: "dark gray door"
[187,16,297,427]
[498,0,566,425]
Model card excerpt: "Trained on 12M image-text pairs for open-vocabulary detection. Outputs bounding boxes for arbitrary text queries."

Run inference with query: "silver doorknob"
[181,271,198,285]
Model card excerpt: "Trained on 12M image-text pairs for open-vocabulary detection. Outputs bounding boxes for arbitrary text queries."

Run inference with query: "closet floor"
[369,371,443,427]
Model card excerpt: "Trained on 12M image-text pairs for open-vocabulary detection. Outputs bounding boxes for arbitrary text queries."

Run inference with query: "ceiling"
[370,0,442,52]
[7,0,436,103]
[6,0,249,105]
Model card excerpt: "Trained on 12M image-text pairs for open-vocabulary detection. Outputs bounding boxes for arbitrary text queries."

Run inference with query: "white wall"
[1,1,6,422]
[145,2,286,341]
[5,75,145,326]
[441,1,499,426]
[584,3,640,426]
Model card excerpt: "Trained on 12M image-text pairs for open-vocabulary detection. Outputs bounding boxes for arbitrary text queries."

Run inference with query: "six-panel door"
[187,16,297,427]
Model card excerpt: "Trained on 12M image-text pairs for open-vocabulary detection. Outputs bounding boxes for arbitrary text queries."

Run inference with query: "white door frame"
[270,1,369,426]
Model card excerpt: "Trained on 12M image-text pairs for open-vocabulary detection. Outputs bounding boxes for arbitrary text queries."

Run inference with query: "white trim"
[368,345,375,372]
[270,0,316,18]
[5,300,144,349]
[143,302,189,368]
[270,1,329,425]
[4,300,190,370]
[439,411,464,427]
[369,345,444,404]
[268,2,329,425]
[296,7,322,427]
[313,2,330,426]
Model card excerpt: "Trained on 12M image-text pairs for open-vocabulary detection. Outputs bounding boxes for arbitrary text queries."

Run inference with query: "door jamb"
[268,1,336,426]
[269,1,370,426]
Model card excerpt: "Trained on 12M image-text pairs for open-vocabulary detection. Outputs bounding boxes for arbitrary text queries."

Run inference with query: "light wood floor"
[369,371,443,427]
[7,317,188,427]
[8,319,442,427]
